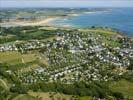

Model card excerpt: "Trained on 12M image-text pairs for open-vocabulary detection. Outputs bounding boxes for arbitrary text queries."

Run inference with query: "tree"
[10,84,28,94]
[113,92,124,100]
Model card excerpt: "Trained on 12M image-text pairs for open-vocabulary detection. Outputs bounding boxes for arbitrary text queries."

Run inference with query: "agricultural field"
[0,51,38,65]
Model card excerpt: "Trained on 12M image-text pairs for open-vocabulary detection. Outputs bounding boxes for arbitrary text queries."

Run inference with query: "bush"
[113,92,124,100]
[10,84,28,94]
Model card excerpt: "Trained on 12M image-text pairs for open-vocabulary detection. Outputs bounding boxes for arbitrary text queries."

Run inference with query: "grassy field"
[28,92,77,100]
[28,91,92,100]
[78,96,92,100]
[39,26,58,30]
[110,79,133,99]
[12,94,38,100]
[0,51,38,65]
[78,28,118,35]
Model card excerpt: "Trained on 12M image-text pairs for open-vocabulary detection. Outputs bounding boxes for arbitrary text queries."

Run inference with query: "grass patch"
[110,79,133,99]
[12,94,38,100]
[79,28,117,35]
[28,91,75,100]
[0,51,37,65]
[78,96,92,100]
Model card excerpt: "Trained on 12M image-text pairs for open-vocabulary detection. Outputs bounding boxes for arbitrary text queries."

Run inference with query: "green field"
[110,79,133,99]
[78,28,117,35]
[0,51,38,65]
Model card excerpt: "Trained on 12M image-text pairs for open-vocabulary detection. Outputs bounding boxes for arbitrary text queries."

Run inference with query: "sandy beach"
[20,18,58,26]
[0,17,58,27]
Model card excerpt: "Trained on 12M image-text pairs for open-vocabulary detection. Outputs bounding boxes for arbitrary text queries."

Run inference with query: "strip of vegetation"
[9,81,126,100]
[0,26,57,44]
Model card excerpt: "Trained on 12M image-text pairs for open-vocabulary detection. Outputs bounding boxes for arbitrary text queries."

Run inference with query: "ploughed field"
[0,26,133,100]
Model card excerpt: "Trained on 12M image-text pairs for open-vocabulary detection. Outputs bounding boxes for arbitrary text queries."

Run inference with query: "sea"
[52,8,133,36]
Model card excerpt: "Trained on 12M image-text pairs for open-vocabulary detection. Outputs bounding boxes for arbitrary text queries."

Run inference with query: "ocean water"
[53,8,133,36]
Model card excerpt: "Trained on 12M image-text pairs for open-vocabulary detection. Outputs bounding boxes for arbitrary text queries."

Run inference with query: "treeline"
[10,81,124,100]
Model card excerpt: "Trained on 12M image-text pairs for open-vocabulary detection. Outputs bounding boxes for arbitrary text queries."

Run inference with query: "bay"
[52,8,133,36]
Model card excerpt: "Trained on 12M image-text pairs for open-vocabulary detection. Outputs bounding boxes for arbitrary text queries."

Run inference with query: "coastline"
[0,17,59,27]
[0,10,109,27]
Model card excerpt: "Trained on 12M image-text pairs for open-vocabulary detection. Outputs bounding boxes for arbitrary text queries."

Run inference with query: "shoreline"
[0,17,59,27]
[0,10,108,27]
[0,10,109,28]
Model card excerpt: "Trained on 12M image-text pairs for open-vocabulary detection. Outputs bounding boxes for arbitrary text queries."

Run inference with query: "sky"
[0,0,133,8]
